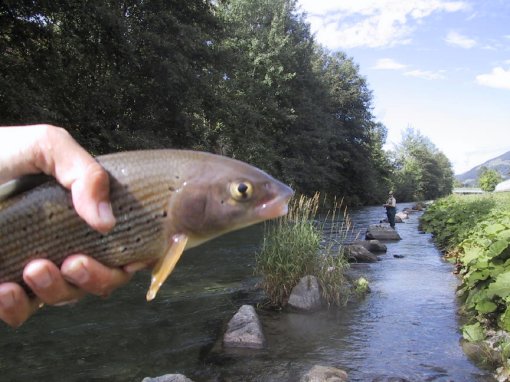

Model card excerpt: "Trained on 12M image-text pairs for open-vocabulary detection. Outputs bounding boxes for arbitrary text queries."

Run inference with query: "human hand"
[0,124,144,328]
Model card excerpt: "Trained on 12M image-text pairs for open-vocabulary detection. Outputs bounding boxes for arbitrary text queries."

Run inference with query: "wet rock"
[366,224,402,241]
[350,239,387,253]
[288,275,322,311]
[345,244,379,263]
[300,365,348,382]
[223,305,265,349]
[142,374,194,382]
[393,254,405,259]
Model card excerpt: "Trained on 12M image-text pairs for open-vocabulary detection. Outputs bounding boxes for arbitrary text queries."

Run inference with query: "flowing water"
[0,203,495,381]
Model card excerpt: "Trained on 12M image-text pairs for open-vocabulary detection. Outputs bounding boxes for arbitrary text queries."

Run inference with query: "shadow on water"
[0,203,495,381]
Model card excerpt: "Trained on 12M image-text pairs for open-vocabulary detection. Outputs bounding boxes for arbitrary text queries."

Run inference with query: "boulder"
[300,365,348,382]
[395,212,408,221]
[366,224,401,241]
[288,275,322,311]
[223,305,265,349]
[142,375,193,382]
[350,239,387,253]
[344,244,378,263]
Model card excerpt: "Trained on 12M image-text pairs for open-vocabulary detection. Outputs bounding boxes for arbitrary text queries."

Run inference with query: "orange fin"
[146,233,188,301]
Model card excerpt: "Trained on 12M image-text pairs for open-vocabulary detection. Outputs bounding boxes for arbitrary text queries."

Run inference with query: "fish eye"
[230,181,253,201]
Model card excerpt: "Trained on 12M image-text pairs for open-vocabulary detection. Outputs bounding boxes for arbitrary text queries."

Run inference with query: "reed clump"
[255,193,352,308]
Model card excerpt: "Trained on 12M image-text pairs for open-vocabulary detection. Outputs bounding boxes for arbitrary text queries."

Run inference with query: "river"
[0,203,495,381]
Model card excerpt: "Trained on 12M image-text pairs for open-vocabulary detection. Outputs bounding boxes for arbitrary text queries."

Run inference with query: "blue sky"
[297,0,510,175]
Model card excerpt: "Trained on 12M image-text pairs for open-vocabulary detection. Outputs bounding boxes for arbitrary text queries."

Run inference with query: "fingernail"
[33,268,53,288]
[124,262,148,274]
[25,263,53,288]
[98,201,116,226]
[65,260,89,285]
[0,290,16,309]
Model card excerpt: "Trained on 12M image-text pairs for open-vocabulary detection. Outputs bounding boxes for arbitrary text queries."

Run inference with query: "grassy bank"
[420,193,510,375]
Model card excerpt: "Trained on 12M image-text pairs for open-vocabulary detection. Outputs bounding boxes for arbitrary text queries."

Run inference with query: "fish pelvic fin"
[146,233,188,301]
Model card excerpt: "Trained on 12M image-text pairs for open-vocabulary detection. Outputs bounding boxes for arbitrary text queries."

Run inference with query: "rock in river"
[344,244,379,263]
[223,305,265,349]
[288,275,322,311]
[142,374,194,382]
[350,239,387,253]
[300,365,348,382]
[365,224,402,241]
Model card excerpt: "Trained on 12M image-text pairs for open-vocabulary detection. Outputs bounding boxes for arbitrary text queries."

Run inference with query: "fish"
[0,149,293,300]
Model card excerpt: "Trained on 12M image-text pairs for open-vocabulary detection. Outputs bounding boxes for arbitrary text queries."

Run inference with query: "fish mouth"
[256,183,294,220]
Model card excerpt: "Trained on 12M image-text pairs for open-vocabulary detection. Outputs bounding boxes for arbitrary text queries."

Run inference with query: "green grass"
[255,193,352,308]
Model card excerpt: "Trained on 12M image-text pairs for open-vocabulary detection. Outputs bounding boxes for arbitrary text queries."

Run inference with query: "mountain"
[455,150,510,186]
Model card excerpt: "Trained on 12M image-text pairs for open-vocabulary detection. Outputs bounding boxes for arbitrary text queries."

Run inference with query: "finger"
[23,259,86,306]
[35,126,116,233]
[0,125,115,233]
[0,283,40,328]
[61,255,133,297]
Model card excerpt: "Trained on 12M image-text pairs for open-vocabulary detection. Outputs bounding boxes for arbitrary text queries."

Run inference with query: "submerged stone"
[288,275,322,311]
[223,305,265,349]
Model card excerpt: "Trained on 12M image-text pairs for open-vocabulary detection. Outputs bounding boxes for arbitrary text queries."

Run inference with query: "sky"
[297,0,510,175]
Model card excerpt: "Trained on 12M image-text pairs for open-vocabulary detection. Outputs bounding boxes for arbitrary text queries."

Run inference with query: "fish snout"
[256,181,293,220]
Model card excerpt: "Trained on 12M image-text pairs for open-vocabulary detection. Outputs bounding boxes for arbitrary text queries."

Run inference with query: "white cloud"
[404,70,446,80]
[445,31,477,48]
[476,67,510,90]
[298,0,469,49]
[373,58,407,70]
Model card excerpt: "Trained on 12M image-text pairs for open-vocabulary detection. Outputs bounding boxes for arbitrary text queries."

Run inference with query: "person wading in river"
[383,191,397,229]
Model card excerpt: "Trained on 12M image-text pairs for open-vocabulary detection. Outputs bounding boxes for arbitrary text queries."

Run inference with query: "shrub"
[255,193,352,307]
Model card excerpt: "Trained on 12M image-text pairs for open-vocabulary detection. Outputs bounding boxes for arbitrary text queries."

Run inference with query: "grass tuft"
[255,193,352,308]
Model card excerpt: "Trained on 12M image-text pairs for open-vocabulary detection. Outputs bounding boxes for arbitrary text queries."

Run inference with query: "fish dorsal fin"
[0,174,52,202]
[146,233,189,301]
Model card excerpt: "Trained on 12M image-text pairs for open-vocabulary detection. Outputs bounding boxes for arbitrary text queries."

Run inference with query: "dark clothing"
[386,206,396,229]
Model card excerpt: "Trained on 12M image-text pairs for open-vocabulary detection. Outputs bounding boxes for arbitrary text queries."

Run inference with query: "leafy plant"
[421,193,510,343]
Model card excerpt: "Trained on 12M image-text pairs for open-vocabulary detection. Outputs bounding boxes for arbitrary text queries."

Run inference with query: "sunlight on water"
[0,204,495,381]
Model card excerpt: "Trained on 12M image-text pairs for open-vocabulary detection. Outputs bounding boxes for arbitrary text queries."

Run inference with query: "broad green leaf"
[485,223,506,235]
[461,247,484,266]
[462,322,485,342]
[500,308,510,332]
[475,300,497,313]
[487,240,509,258]
[486,271,510,299]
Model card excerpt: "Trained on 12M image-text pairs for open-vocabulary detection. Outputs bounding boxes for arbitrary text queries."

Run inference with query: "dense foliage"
[1,0,452,203]
[421,194,510,358]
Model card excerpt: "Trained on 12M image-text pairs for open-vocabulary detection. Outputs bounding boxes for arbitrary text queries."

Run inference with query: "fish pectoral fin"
[146,233,189,301]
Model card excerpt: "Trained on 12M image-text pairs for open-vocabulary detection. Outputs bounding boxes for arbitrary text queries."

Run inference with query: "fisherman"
[383,191,397,229]
[0,124,139,328]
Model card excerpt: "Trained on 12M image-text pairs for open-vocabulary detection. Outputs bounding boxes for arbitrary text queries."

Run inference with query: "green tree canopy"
[390,128,454,201]
[478,167,503,192]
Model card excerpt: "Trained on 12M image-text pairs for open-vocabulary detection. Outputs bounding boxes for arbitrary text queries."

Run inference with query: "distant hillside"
[456,150,510,186]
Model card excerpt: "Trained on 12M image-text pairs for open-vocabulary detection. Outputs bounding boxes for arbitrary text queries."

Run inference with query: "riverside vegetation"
[421,193,510,376]
[255,193,361,308]
[1,0,453,205]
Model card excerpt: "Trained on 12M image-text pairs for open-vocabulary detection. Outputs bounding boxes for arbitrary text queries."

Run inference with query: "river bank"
[421,193,510,381]
[0,203,494,381]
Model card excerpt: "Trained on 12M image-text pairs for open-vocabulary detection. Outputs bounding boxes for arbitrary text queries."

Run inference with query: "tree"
[390,128,453,201]
[478,167,503,192]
